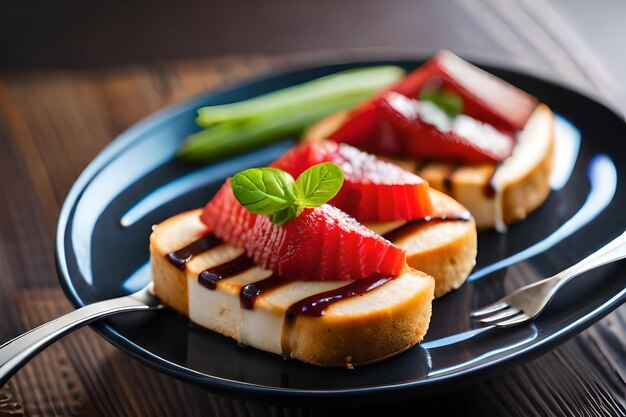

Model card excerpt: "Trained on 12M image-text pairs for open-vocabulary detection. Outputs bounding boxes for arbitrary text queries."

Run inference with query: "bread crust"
[151,250,189,315]
[366,189,476,298]
[288,274,434,366]
[149,211,209,315]
[500,108,555,225]
[401,190,476,297]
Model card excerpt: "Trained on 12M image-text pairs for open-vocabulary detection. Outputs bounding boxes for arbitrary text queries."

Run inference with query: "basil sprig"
[230,162,344,225]
[419,88,463,118]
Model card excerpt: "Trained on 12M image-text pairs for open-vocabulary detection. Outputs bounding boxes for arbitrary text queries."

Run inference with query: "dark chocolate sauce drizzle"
[286,275,395,317]
[382,211,472,242]
[483,163,500,198]
[415,159,431,173]
[166,233,222,270]
[198,254,255,290]
[442,163,460,193]
[240,273,293,310]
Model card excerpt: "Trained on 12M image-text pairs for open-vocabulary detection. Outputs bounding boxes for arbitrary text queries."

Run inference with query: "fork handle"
[552,230,626,288]
[0,295,157,387]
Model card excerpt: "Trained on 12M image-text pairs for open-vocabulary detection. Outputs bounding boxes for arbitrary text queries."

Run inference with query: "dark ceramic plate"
[56,56,626,406]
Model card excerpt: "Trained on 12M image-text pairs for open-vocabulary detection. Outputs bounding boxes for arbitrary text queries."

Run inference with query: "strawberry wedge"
[271,141,434,223]
[330,51,537,163]
[327,99,402,158]
[384,50,538,131]
[381,93,514,164]
[331,92,515,164]
[201,181,407,281]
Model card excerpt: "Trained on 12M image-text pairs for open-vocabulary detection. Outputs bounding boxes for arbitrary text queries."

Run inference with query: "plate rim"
[55,51,626,404]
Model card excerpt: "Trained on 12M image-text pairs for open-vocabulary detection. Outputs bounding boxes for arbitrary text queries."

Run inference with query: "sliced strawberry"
[330,51,535,162]
[200,181,407,281]
[380,92,514,164]
[271,141,434,223]
[385,50,538,131]
[332,92,514,164]
[328,101,404,157]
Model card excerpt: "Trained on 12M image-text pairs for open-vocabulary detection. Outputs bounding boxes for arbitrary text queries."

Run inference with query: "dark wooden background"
[0,1,624,416]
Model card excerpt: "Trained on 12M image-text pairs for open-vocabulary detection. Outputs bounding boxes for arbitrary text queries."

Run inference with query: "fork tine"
[470,301,509,317]
[478,307,521,324]
[493,313,531,328]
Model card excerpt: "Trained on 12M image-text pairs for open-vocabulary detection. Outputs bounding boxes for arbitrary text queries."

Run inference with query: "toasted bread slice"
[367,189,476,298]
[304,104,555,231]
[151,209,435,367]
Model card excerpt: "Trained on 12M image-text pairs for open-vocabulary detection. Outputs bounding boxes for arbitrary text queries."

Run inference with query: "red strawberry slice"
[330,51,536,162]
[200,181,407,281]
[271,141,434,223]
[331,92,514,164]
[385,50,538,131]
[326,101,404,157]
[380,92,514,164]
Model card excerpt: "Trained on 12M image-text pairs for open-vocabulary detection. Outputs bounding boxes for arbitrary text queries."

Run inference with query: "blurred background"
[0,1,616,66]
[0,1,619,77]
[2,0,625,109]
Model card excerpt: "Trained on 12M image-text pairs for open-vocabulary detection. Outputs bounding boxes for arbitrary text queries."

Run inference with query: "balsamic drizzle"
[416,159,459,194]
[483,163,501,198]
[285,276,395,317]
[382,211,472,242]
[166,233,222,270]
[415,159,432,173]
[442,163,460,193]
[198,254,255,290]
[240,273,293,310]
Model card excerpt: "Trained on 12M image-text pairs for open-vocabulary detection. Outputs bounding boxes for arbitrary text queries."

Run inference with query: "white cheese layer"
[187,254,347,355]
[188,266,284,354]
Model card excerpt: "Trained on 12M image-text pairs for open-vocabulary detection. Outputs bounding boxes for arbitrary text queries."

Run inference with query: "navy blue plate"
[56,56,626,405]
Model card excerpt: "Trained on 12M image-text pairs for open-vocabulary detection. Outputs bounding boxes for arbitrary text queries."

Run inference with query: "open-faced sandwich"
[305,50,555,232]
[150,142,477,367]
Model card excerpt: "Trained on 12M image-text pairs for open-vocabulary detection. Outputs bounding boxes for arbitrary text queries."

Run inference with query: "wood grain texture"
[0,0,625,414]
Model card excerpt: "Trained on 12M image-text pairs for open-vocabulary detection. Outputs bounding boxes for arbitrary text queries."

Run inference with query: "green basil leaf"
[419,89,463,118]
[229,163,344,225]
[230,167,298,215]
[269,205,302,225]
[295,162,344,207]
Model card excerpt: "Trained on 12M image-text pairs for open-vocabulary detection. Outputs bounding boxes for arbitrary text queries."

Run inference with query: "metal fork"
[471,230,626,327]
[0,282,163,387]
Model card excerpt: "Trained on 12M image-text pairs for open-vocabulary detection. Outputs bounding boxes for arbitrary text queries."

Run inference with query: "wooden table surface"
[1,1,625,416]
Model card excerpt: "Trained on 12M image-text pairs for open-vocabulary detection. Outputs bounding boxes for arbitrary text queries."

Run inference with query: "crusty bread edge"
[287,271,434,367]
[406,219,477,298]
[382,189,477,298]
[501,106,555,225]
[150,218,190,316]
